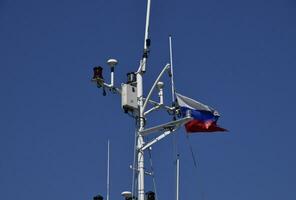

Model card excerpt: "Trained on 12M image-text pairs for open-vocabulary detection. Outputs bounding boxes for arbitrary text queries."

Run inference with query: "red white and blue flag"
[176,93,227,133]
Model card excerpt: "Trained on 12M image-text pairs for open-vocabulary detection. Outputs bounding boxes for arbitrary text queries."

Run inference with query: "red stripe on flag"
[185,120,227,133]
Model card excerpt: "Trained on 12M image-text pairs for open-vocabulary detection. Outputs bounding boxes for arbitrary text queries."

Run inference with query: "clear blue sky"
[1,0,296,200]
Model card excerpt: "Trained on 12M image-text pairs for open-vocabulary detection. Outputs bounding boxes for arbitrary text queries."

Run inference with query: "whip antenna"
[169,36,176,103]
[169,35,180,200]
[107,139,110,200]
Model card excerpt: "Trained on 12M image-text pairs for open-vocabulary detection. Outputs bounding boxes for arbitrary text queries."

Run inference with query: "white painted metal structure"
[135,1,151,199]
[92,1,193,200]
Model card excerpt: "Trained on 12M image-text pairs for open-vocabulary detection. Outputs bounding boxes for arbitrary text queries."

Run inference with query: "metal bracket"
[129,165,153,176]
[138,116,192,151]
[139,116,192,137]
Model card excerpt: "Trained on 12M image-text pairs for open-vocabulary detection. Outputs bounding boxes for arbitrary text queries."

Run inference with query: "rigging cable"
[172,131,179,200]
[148,147,159,200]
[185,135,207,200]
[186,135,199,167]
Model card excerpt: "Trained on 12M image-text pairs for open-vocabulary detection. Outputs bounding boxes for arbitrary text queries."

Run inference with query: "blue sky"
[1,0,296,200]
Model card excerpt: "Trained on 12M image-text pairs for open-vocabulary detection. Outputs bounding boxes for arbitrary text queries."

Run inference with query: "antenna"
[176,154,180,200]
[107,59,118,88]
[121,191,132,200]
[169,36,179,200]
[107,140,110,200]
[141,0,152,72]
[169,36,176,103]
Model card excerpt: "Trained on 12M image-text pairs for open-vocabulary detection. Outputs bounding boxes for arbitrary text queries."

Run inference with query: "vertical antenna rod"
[141,0,151,72]
[107,140,110,200]
[176,154,180,200]
[144,0,151,49]
[169,36,176,103]
[137,1,151,200]
[170,36,179,200]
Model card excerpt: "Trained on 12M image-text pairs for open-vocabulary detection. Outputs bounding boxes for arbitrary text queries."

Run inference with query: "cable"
[185,135,207,200]
[148,148,158,200]
[185,135,199,167]
[172,131,179,200]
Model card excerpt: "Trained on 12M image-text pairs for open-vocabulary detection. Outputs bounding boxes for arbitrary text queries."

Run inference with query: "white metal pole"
[110,70,114,87]
[107,140,110,200]
[141,0,151,72]
[169,36,176,102]
[176,154,180,200]
[137,1,151,200]
[142,63,170,111]
[137,73,145,200]
[170,36,179,200]
[144,0,151,49]
[158,87,164,105]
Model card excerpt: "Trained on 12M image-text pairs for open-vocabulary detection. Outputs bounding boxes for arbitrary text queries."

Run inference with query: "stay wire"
[148,148,158,200]
[185,135,207,200]
[173,131,180,200]
[186,135,199,168]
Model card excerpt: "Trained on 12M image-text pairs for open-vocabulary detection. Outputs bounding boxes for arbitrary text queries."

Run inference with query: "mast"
[92,1,195,200]
[91,1,227,200]
[137,1,151,200]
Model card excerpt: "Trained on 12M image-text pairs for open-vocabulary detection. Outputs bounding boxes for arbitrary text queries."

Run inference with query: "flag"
[176,93,227,133]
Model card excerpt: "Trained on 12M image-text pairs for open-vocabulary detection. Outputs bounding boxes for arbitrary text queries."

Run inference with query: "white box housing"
[121,84,138,111]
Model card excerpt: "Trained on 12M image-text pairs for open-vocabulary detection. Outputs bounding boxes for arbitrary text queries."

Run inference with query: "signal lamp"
[93,66,104,80]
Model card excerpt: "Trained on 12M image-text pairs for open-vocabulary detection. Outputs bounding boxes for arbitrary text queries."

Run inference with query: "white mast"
[136,1,151,200]
[92,1,195,200]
